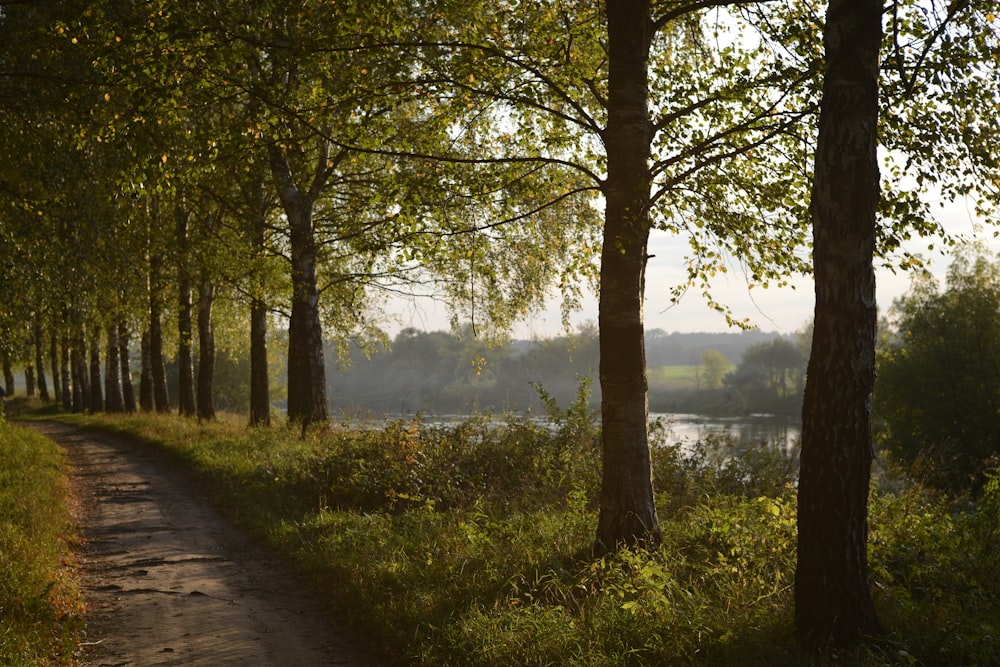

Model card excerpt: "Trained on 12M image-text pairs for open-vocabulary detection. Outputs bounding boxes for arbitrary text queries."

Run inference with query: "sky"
[387,195,999,339]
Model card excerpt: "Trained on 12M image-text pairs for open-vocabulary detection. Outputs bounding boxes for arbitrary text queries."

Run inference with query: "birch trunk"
[105,322,125,413]
[89,327,103,412]
[594,0,659,554]
[177,210,196,417]
[196,281,216,421]
[795,0,885,648]
[119,321,136,413]
[268,143,328,427]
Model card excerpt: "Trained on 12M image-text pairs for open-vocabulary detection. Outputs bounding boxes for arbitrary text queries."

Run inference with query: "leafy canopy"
[876,244,1000,492]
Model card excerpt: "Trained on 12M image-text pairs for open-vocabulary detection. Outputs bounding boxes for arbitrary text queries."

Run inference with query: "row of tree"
[2,0,998,651]
[1,319,809,418]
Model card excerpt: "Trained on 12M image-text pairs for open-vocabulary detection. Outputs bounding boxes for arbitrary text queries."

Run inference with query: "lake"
[652,412,800,451]
[364,411,800,452]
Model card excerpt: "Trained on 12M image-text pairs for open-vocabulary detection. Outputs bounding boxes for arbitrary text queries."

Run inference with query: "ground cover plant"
[0,419,84,666]
[28,401,1000,666]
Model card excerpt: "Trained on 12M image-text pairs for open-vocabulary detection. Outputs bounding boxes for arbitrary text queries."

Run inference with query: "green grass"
[648,365,700,391]
[0,419,84,666]
[17,398,1000,666]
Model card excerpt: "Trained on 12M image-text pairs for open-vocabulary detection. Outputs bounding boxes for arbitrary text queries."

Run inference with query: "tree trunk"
[250,297,270,426]
[196,280,216,421]
[594,0,659,555]
[119,321,136,413]
[34,321,49,401]
[795,0,884,650]
[25,365,35,397]
[149,253,171,413]
[89,327,103,412]
[71,351,85,411]
[60,333,71,410]
[139,329,154,412]
[2,352,14,396]
[105,322,125,413]
[177,276,196,416]
[70,319,89,413]
[50,328,61,405]
[285,206,328,427]
[177,209,196,417]
[250,191,271,427]
[268,144,328,427]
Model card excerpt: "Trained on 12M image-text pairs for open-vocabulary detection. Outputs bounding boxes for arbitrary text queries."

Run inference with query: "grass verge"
[0,419,84,666]
[25,398,1000,666]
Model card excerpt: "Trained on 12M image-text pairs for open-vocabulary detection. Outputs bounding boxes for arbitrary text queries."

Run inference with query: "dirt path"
[31,422,376,667]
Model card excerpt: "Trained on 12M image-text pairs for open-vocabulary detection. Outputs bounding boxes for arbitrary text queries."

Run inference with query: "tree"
[176,206,197,417]
[795,0,884,649]
[590,0,823,551]
[395,0,819,552]
[875,247,1000,491]
[104,320,124,412]
[699,349,731,391]
[725,338,805,414]
[594,0,661,552]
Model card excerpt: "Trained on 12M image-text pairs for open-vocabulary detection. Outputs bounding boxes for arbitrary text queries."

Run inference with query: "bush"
[868,468,1000,664]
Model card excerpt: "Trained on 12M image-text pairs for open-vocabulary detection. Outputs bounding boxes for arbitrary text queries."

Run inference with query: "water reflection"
[651,413,800,451]
[368,411,800,452]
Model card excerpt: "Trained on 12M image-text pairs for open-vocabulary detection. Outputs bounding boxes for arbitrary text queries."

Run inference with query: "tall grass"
[0,421,83,666]
[49,399,1000,666]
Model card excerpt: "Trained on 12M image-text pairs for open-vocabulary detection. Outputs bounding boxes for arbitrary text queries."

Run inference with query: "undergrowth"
[28,393,1000,666]
[0,420,84,666]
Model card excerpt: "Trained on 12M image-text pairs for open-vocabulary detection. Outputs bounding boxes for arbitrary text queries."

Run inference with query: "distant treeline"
[327,326,807,418]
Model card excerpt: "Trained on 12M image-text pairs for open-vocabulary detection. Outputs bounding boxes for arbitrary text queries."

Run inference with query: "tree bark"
[89,326,103,412]
[105,321,125,413]
[2,352,14,397]
[196,280,216,421]
[139,329,154,412]
[149,253,171,413]
[70,318,89,413]
[60,332,71,410]
[250,187,271,427]
[34,321,49,401]
[250,297,270,426]
[177,209,197,417]
[594,0,659,554]
[268,143,329,427]
[50,328,61,405]
[795,0,885,650]
[119,321,136,413]
[177,270,196,416]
